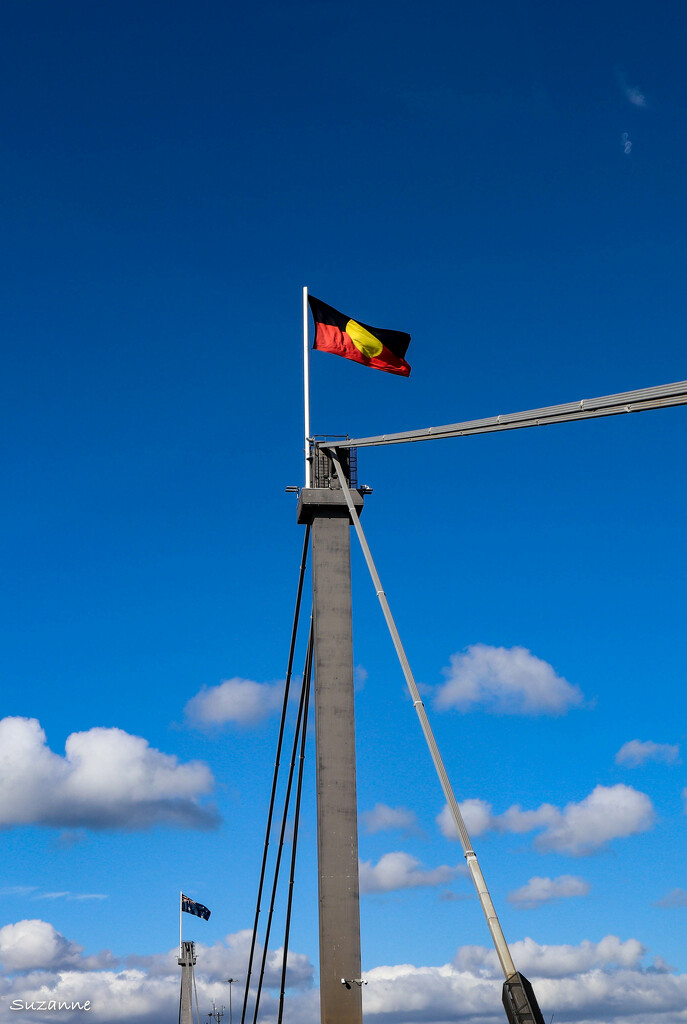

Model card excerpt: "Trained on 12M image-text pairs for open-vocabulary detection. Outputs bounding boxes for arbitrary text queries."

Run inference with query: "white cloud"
[0,925,316,1024]
[359,852,463,894]
[0,717,216,831]
[508,876,591,908]
[362,962,500,1022]
[0,920,84,972]
[529,784,655,855]
[616,71,648,109]
[438,784,655,855]
[437,799,493,839]
[625,85,647,107]
[654,889,687,908]
[435,644,583,715]
[3,924,687,1024]
[497,803,560,835]
[185,677,284,726]
[616,740,680,766]
[354,664,368,691]
[32,893,108,902]
[128,929,313,989]
[0,920,114,973]
[361,804,419,834]
[364,936,687,1024]
[454,934,645,978]
[0,967,319,1024]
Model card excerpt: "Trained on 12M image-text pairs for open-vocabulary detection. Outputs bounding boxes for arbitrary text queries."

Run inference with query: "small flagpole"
[179,891,183,956]
[303,286,312,488]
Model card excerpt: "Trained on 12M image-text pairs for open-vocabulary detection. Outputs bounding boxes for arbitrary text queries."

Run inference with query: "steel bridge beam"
[327,379,687,450]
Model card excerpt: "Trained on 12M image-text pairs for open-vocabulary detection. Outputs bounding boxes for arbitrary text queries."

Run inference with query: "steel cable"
[251,621,313,1024]
[276,623,312,1023]
[240,526,311,1024]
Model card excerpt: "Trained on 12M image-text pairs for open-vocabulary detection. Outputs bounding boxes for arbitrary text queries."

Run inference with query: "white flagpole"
[179,891,183,956]
[303,286,312,487]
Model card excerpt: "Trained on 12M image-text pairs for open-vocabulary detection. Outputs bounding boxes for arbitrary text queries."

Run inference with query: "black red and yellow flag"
[308,296,411,377]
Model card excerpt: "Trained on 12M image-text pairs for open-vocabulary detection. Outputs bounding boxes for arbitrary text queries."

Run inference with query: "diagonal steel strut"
[325,446,518,981]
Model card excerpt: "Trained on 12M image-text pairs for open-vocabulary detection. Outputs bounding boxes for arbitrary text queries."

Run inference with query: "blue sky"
[1,0,687,1021]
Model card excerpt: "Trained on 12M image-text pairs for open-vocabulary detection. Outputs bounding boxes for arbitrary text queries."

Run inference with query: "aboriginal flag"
[181,894,211,921]
[308,296,411,377]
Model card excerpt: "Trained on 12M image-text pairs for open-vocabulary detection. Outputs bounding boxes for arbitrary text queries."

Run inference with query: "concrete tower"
[297,446,364,1024]
[178,941,197,1024]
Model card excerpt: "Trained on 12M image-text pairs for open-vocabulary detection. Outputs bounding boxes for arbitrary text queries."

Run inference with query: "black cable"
[277,623,313,1024]
[251,622,313,1024]
[240,526,311,1024]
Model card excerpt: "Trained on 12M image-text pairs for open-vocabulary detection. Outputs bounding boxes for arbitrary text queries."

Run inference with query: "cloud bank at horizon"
[2,920,686,1024]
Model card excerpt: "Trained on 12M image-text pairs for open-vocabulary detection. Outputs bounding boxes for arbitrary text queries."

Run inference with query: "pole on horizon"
[226,979,237,1024]
[303,286,312,488]
[179,891,183,957]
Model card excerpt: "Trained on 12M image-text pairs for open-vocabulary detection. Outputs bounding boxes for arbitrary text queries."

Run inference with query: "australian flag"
[181,893,211,921]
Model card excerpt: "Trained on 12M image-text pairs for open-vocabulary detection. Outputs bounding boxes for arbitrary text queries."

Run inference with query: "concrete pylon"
[298,453,364,1024]
[178,940,197,1024]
